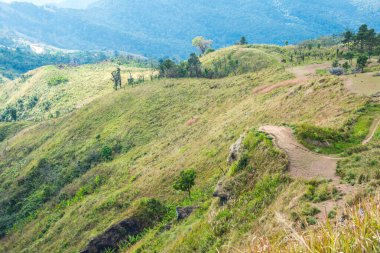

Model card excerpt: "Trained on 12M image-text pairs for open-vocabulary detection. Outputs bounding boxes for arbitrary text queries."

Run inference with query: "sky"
[0,0,98,8]
[0,0,64,5]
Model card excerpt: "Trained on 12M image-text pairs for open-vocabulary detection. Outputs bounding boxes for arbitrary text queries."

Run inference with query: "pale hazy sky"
[0,0,63,5]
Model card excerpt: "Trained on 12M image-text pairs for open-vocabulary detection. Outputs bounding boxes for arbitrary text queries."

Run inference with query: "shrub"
[101,146,113,161]
[301,204,320,216]
[306,216,318,225]
[329,67,344,76]
[47,76,69,86]
[328,210,337,219]
[27,95,39,109]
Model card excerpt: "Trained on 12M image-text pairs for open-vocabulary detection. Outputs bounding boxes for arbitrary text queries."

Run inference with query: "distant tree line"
[333,24,380,73]
[158,36,252,79]
[0,47,111,79]
[158,53,204,78]
[0,46,152,80]
[342,24,380,56]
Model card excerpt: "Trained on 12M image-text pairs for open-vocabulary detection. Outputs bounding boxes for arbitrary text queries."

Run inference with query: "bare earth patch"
[253,63,330,94]
[290,63,331,79]
[259,125,355,220]
[362,117,380,145]
[344,73,380,96]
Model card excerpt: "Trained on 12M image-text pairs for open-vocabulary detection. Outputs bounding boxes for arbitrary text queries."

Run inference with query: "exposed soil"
[290,63,331,79]
[259,125,355,220]
[344,72,380,96]
[259,126,339,181]
[362,117,380,145]
[253,63,330,94]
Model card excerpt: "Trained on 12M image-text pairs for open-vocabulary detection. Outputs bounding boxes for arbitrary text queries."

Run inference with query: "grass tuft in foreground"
[248,193,380,253]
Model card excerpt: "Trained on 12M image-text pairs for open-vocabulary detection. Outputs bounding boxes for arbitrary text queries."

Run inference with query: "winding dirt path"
[253,63,330,94]
[362,117,380,145]
[259,125,355,219]
[259,125,339,181]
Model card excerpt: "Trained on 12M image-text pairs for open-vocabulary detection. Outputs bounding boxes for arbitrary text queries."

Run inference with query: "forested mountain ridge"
[0,0,379,57]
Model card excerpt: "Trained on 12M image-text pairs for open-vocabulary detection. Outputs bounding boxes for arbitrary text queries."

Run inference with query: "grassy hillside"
[0,44,379,253]
[200,45,283,77]
[0,63,155,121]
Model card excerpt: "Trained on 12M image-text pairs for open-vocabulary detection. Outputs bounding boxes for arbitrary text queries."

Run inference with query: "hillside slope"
[2,43,377,252]
[0,63,155,121]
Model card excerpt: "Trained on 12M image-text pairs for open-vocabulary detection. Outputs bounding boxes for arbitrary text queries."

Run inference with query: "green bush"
[47,76,69,86]
[304,181,336,203]
[101,145,113,161]
[301,204,320,216]
[328,210,337,219]
[306,216,318,225]
[296,125,346,145]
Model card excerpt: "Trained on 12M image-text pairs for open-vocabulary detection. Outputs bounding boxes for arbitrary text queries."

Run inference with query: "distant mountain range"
[0,0,379,58]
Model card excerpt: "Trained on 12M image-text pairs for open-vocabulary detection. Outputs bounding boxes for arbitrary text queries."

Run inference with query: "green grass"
[303,180,340,203]
[47,75,69,86]
[315,68,329,75]
[295,103,380,154]
[0,121,32,143]
[128,130,289,252]
[0,49,371,253]
[0,63,155,121]
[200,45,282,77]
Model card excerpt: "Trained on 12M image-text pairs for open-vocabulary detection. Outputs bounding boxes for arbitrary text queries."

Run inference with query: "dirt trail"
[259,126,339,181]
[259,125,355,219]
[253,63,330,94]
[362,117,380,145]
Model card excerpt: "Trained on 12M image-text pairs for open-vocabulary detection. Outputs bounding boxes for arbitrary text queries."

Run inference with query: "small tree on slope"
[173,169,196,199]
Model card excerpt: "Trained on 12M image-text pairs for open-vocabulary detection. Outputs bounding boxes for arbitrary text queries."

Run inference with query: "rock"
[80,198,166,253]
[213,180,229,206]
[227,134,245,164]
[80,217,142,253]
[176,206,198,221]
[329,67,344,76]
[305,138,331,147]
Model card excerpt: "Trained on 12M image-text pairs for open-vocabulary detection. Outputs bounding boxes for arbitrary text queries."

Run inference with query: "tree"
[332,59,339,68]
[187,53,202,77]
[111,68,122,90]
[285,41,289,46]
[344,51,354,64]
[192,36,213,54]
[366,28,377,56]
[357,24,369,51]
[342,30,354,48]
[127,71,134,86]
[1,105,17,122]
[357,55,368,72]
[158,59,184,78]
[342,62,350,73]
[173,169,196,198]
[239,36,248,45]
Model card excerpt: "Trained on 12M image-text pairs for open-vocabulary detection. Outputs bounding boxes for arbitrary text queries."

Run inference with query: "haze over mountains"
[0,0,379,57]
